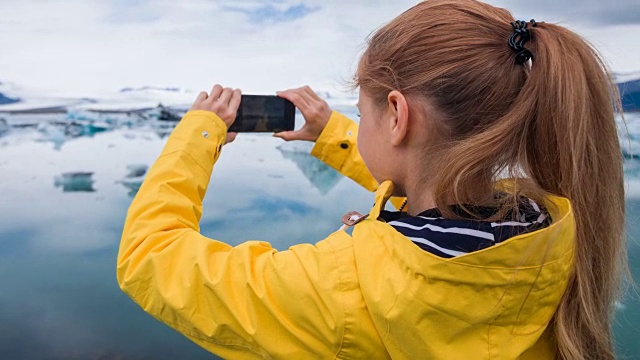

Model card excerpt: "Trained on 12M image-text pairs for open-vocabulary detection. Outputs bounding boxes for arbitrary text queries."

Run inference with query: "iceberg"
[144,104,184,122]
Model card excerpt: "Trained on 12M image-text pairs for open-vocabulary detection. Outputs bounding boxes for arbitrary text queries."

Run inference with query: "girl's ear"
[387,90,409,146]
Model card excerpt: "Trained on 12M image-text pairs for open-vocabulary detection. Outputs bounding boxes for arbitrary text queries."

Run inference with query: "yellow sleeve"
[311,111,406,210]
[116,111,355,359]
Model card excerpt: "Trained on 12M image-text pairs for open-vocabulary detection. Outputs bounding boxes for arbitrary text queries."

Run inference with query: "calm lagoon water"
[0,110,639,359]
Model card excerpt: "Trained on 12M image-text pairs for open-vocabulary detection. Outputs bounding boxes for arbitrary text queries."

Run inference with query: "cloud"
[0,0,637,97]
[223,3,320,24]
[0,0,421,96]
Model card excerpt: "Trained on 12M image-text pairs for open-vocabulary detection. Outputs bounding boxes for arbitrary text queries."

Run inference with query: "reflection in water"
[54,172,96,192]
[0,111,638,359]
[119,179,143,197]
[277,142,342,195]
[117,164,148,197]
[0,118,8,137]
[125,164,148,178]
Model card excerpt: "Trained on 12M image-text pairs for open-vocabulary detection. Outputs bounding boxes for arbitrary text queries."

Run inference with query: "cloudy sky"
[1,0,638,96]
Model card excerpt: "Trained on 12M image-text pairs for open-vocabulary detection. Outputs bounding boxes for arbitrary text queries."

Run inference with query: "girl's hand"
[190,84,241,144]
[274,86,332,142]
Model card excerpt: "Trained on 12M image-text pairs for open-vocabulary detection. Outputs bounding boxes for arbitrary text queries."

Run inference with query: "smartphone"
[229,95,295,133]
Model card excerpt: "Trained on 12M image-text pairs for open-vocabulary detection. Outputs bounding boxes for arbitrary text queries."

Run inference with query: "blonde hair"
[356,1,627,359]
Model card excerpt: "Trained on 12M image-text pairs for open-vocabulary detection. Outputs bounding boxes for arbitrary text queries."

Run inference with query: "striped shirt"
[379,198,551,258]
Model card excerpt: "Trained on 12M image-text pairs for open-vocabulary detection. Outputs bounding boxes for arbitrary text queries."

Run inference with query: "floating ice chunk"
[141,104,183,122]
[54,172,96,192]
[125,164,148,178]
[66,110,97,122]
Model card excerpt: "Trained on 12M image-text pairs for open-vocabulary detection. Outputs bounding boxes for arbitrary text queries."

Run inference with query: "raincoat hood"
[349,180,574,359]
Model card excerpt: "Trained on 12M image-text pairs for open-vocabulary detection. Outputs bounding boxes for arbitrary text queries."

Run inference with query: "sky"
[1,0,639,97]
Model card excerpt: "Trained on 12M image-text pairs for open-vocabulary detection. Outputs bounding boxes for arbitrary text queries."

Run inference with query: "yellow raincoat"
[117,110,575,359]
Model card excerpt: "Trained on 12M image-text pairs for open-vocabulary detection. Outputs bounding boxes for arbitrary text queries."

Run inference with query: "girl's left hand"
[190,84,241,144]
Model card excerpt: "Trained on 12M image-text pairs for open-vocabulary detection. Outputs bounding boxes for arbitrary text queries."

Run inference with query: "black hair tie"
[508,19,537,65]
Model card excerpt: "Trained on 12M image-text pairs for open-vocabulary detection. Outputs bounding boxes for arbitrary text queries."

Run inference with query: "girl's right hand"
[274,86,332,142]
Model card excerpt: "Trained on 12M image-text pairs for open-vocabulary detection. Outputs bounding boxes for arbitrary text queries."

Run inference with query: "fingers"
[302,85,323,102]
[190,84,241,127]
[228,88,241,112]
[225,132,237,144]
[190,91,210,110]
[278,85,327,114]
[273,131,295,141]
[275,85,330,142]
[273,128,317,142]
[277,87,311,109]
[209,84,223,101]
[213,87,239,125]
[196,91,208,102]
[217,87,234,105]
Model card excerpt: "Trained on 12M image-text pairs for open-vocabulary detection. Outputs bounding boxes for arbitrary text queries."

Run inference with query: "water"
[0,111,638,359]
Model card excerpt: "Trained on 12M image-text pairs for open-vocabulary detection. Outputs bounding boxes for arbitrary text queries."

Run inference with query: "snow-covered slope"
[0,81,92,112]
[72,86,196,112]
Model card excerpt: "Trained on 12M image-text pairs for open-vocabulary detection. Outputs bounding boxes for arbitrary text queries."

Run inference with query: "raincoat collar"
[369,180,396,220]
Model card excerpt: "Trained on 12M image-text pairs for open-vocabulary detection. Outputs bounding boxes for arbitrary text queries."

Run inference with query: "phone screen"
[229,95,295,133]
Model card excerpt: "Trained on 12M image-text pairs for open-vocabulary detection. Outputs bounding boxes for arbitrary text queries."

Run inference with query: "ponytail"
[524,23,626,360]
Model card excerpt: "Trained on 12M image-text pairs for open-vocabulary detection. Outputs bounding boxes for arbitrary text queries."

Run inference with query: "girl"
[117,1,627,359]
